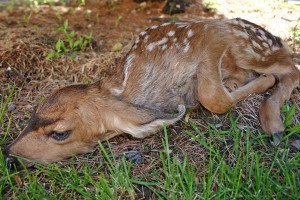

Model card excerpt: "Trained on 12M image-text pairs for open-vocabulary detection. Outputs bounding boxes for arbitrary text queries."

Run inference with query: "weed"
[281,101,296,128]
[46,39,66,59]
[290,17,300,51]
[16,11,33,26]
[47,20,93,59]
[23,0,55,7]
[96,13,100,23]
[107,0,118,10]
[170,15,178,23]
[0,85,15,124]
[55,11,62,21]
[86,9,92,20]
[281,101,300,142]
[78,0,85,6]
[23,11,32,24]
[115,15,122,27]
[203,0,218,12]
[33,25,39,31]
[0,86,15,146]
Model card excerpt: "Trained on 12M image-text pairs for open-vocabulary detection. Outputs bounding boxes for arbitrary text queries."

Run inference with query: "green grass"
[0,87,299,199]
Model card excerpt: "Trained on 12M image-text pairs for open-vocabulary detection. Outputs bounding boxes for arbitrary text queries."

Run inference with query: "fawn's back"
[104,18,293,112]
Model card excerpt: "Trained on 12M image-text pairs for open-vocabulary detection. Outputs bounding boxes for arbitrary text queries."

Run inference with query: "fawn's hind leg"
[197,72,276,114]
[259,68,298,144]
[197,47,276,114]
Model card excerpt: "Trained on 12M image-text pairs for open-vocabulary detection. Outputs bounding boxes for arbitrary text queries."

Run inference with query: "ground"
[0,0,299,199]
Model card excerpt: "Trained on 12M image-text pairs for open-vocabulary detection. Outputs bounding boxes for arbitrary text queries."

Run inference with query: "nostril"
[6,156,17,166]
[4,155,21,170]
[2,149,23,170]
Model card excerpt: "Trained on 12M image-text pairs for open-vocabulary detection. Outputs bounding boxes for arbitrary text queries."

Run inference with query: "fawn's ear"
[97,93,186,138]
[115,104,186,138]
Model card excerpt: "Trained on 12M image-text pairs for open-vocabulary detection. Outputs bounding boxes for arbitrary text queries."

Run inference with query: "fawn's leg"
[259,68,298,145]
[197,46,276,114]
[197,62,276,114]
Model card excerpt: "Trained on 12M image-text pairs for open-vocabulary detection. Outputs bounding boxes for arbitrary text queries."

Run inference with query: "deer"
[3,18,299,169]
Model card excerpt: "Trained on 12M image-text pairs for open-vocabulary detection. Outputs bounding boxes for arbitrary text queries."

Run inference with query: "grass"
[0,86,299,199]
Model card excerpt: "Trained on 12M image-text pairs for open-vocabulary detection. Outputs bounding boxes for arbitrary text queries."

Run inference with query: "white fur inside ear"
[118,105,186,138]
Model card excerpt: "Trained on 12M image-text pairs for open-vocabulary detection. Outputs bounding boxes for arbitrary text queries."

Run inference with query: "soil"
[0,0,299,199]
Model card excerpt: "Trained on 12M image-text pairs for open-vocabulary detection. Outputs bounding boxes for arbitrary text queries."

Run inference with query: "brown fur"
[4,18,299,168]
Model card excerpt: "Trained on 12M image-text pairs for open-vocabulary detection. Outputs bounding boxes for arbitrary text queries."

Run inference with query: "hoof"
[269,132,283,146]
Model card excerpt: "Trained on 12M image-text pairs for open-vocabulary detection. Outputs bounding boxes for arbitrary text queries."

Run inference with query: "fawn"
[3,18,299,169]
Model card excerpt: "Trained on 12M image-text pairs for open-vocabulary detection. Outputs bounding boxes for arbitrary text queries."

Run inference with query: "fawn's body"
[4,18,299,168]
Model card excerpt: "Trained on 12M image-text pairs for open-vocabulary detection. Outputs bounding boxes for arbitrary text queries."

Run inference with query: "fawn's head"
[3,84,108,169]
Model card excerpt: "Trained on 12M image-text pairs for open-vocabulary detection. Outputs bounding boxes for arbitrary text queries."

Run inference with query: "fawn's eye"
[50,130,71,141]
[234,83,238,89]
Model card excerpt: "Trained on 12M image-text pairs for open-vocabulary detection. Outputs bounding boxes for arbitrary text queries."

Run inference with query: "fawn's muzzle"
[3,149,23,170]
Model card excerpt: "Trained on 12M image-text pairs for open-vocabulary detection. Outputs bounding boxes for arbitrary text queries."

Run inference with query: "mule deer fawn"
[4,18,299,169]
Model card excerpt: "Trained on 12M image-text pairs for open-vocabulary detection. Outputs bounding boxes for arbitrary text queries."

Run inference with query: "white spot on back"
[258,29,265,36]
[167,30,175,37]
[267,38,273,46]
[150,25,159,29]
[176,22,189,28]
[204,24,209,30]
[244,24,252,28]
[233,30,249,40]
[238,21,246,28]
[271,46,280,52]
[252,40,263,50]
[133,37,140,50]
[161,44,167,51]
[250,27,256,33]
[183,44,190,53]
[231,19,239,25]
[262,42,268,48]
[264,49,272,56]
[144,35,149,43]
[140,31,147,36]
[135,36,140,44]
[172,38,177,42]
[146,37,168,52]
[161,23,171,26]
[262,35,268,41]
[244,46,261,61]
[187,29,194,38]
[183,38,190,53]
[257,36,263,41]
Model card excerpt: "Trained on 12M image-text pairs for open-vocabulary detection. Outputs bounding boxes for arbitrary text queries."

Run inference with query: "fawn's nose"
[3,149,22,170]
